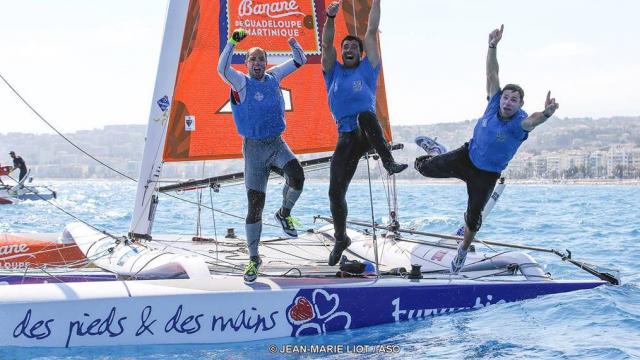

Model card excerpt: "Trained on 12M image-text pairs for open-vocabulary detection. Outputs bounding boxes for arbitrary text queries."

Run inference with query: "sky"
[0,0,639,134]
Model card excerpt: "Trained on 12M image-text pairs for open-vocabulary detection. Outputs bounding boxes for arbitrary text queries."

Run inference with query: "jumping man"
[415,25,560,273]
[218,30,307,283]
[322,0,408,266]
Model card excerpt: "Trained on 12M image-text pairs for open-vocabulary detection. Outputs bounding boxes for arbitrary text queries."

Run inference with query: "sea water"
[1,180,639,359]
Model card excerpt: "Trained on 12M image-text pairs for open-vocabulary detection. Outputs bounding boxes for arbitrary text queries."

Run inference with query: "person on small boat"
[9,151,27,182]
[322,0,408,266]
[218,30,307,283]
[415,25,559,274]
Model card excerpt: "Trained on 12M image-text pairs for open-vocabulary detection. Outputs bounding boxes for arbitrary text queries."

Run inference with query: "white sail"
[129,1,190,239]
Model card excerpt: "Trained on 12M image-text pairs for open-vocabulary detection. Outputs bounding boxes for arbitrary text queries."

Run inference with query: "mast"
[128,0,189,240]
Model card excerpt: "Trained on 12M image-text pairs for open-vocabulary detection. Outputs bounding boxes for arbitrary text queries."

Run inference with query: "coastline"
[347,178,640,186]
[30,178,640,186]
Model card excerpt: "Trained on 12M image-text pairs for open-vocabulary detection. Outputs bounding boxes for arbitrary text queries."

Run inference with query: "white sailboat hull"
[0,275,604,348]
[0,220,608,348]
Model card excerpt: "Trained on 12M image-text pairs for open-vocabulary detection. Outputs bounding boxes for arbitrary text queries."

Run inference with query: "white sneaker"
[415,136,448,156]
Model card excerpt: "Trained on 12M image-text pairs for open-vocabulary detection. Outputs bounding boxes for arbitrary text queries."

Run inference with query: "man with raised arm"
[322,0,408,266]
[218,29,307,284]
[415,25,560,274]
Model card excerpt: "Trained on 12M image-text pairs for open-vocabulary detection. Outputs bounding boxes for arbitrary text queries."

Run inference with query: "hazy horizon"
[2,114,640,136]
[1,0,639,134]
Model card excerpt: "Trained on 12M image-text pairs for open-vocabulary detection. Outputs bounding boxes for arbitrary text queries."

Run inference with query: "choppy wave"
[1,180,639,359]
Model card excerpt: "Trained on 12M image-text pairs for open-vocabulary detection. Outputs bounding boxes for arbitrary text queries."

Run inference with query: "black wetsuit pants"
[415,143,500,232]
[329,112,395,240]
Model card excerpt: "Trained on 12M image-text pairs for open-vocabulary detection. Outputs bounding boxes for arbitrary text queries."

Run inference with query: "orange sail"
[162,0,392,162]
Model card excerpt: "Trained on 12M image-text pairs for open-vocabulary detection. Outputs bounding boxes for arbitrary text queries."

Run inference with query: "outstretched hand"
[488,24,504,47]
[326,1,340,17]
[230,28,247,44]
[543,91,560,117]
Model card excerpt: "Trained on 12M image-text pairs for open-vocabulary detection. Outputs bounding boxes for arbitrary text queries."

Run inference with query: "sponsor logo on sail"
[238,0,305,18]
[225,0,320,55]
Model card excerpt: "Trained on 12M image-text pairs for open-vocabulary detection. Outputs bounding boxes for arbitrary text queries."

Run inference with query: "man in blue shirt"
[415,25,560,273]
[322,0,408,266]
[218,30,307,283]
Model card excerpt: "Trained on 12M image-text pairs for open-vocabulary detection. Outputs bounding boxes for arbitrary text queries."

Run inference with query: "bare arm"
[321,1,339,73]
[486,24,503,99]
[269,38,308,82]
[364,0,381,68]
[521,91,560,131]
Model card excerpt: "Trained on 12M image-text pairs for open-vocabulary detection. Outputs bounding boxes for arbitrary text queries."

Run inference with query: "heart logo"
[289,297,314,324]
[313,289,340,319]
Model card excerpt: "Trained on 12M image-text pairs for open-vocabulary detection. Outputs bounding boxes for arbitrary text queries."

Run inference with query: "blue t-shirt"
[468,91,529,173]
[230,73,285,140]
[323,57,380,132]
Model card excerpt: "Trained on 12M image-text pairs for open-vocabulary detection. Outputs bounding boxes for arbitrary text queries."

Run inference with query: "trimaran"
[0,0,620,348]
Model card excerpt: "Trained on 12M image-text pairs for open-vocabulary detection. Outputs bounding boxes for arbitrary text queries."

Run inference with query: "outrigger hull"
[0,176,57,204]
[0,233,87,270]
[0,192,56,204]
[0,276,604,348]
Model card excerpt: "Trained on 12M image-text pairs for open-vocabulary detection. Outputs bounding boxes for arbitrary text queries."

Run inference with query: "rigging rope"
[1,70,407,272]
[365,155,381,276]
[209,187,220,261]
[0,70,245,238]
[2,173,121,240]
[0,73,137,182]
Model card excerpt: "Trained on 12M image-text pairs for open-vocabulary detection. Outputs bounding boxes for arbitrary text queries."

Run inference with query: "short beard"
[342,56,361,68]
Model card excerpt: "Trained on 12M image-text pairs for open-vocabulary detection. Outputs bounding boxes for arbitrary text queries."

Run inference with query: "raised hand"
[543,91,560,117]
[326,1,340,18]
[488,24,504,47]
[288,37,307,66]
[230,28,247,44]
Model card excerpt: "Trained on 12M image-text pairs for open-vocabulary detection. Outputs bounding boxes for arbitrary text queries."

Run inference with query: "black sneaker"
[414,155,432,172]
[384,162,408,176]
[243,256,262,284]
[274,210,299,238]
[328,235,352,266]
